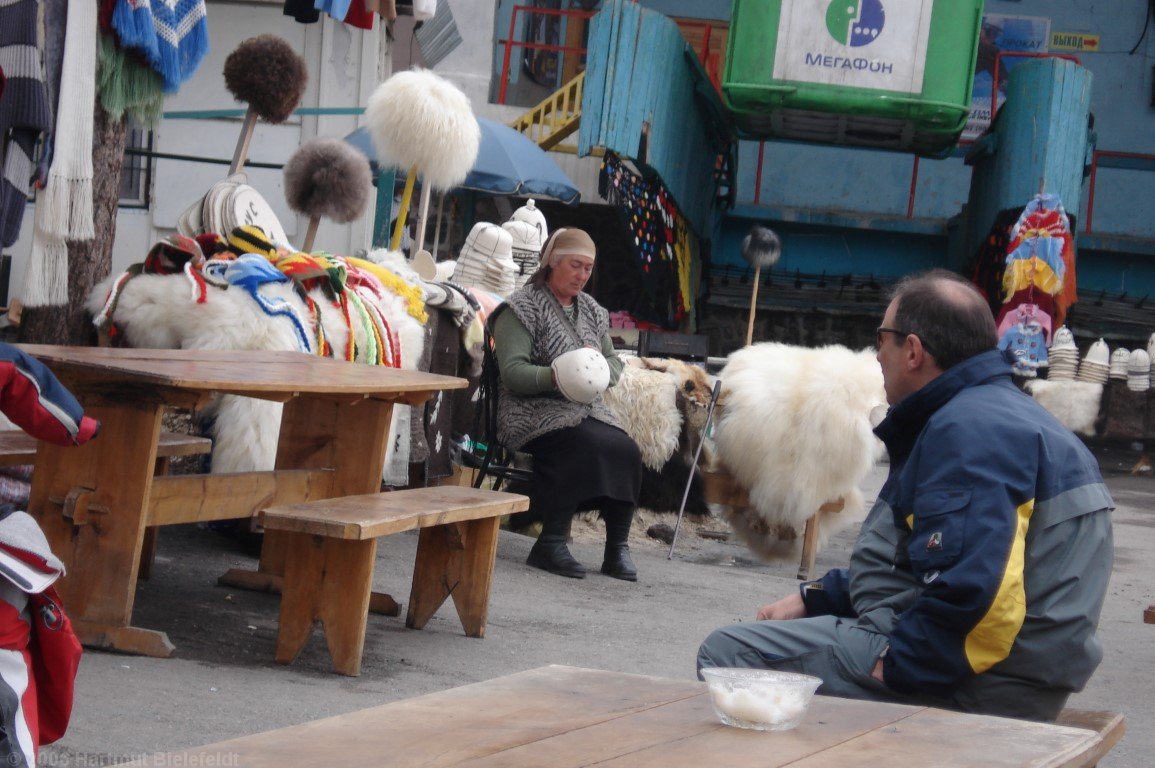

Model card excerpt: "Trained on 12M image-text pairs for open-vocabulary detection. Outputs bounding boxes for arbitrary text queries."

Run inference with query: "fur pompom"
[364,68,480,191]
[741,225,781,269]
[713,343,886,558]
[283,138,372,223]
[224,35,307,123]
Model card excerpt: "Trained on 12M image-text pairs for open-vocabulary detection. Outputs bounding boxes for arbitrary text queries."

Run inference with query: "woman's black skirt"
[522,417,642,512]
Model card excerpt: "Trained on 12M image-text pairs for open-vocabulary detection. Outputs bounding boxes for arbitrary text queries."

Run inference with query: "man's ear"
[906,335,937,373]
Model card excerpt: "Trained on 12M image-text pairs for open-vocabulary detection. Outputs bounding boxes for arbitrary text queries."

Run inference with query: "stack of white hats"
[503,200,547,291]
[1109,348,1131,380]
[177,172,289,246]
[451,222,517,297]
[1128,349,1152,391]
[1076,338,1110,384]
[503,199,548,290]
[1048,326,1079,380]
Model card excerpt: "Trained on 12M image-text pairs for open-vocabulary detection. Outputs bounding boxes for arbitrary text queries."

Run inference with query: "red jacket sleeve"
[0,345,99,446]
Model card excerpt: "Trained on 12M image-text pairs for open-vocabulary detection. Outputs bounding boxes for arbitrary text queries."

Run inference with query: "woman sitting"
[491,228,642,581]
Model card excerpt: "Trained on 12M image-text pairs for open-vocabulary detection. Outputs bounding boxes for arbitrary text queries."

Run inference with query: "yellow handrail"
[510,71,585,151]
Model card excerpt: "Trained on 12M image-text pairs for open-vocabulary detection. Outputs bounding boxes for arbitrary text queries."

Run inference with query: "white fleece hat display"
[451,222,517,297]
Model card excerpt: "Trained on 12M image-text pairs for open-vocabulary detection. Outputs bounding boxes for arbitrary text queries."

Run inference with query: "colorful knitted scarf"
[111,0,209,93]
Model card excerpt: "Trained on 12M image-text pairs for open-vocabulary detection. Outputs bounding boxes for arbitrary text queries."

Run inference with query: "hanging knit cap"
[543,228,596,267]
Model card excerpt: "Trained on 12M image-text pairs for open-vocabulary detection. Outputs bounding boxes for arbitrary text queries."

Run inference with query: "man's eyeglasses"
[876,326,935,357]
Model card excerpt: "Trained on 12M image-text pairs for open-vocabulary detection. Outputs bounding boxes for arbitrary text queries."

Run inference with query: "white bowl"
[700,668,821,731]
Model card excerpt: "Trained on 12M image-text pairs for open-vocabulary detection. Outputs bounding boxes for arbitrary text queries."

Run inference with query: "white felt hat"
[452,222,516,297]
[508,198,548,240]
[551,348,610,405]
[503,219,545,289]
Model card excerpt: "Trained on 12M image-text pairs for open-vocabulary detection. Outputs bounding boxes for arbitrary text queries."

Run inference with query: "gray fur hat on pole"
[283,138,372,223]
[741,225,782,269]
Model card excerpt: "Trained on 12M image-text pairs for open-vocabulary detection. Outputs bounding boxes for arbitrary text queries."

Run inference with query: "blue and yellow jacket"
[802,349,1113,698]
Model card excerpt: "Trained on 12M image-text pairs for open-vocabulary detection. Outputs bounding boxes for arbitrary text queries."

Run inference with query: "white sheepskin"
[602,363,680,471]
[1024,379,1103,437]
[86,259,427,476]
[712,343,886,560]
[364,68,480,191]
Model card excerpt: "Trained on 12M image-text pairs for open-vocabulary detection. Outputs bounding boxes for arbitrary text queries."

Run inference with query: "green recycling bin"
[723,0,984,155]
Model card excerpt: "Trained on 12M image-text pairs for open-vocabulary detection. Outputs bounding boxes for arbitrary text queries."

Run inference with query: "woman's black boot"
[600,504,638,581]
[527,534,586,578]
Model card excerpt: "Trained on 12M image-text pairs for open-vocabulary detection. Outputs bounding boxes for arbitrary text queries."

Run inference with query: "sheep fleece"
[713,343,885,558]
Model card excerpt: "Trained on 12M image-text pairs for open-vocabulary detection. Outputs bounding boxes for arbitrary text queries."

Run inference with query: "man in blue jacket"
[697,270,1114,722]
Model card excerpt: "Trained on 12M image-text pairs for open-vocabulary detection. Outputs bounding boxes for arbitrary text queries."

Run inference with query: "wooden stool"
[260,486,528,676]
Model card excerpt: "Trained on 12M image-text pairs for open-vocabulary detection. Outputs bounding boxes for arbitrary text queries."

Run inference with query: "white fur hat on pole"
[364,68,480,191]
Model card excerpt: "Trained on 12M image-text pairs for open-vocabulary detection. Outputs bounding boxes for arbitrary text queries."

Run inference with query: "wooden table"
[20,345,465,657]
[122,665,1120,767]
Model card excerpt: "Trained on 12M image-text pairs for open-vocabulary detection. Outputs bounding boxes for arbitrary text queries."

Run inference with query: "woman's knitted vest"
[497,285,622,451]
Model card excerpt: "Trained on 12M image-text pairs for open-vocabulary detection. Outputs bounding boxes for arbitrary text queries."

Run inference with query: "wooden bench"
[259,485,529,676]
[0,429,212,467]
[1055,708,1126,768]
[0,429,213,579]
[700,468,844,580]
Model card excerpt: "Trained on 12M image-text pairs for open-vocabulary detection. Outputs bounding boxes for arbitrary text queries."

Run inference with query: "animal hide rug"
[1023,379,1104,438]
[85,248,427,477]
[713,343,885,559]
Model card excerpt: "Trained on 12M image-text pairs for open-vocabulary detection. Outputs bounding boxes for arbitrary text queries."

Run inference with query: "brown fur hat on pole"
[223,35,308,124]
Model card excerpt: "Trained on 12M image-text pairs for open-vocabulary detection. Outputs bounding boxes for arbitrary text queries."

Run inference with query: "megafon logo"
[826,1,885,47]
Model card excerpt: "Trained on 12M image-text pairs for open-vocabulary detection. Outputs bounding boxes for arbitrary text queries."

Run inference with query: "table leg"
[220,396,394,590]
[406,517,500,638]
[28,401,171,655]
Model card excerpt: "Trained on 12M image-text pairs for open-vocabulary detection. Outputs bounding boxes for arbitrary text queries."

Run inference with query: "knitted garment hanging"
[111,0,209,93]
[1004,193,1077,325]
[24,0,98,307]
[599,152,681,327]
[96,33,165,125]
[0,0,52,247]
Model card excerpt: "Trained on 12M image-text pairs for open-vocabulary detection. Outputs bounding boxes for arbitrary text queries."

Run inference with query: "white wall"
[6,0,602,305]
[7,2,388,305]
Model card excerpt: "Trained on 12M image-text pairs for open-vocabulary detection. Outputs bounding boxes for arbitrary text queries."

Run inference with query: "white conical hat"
[508,198,548,241]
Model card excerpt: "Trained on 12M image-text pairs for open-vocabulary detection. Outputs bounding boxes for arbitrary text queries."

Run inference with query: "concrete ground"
[41,455,1154,767]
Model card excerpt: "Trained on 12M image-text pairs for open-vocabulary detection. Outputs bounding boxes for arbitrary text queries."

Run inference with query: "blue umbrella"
[345,116,580,205]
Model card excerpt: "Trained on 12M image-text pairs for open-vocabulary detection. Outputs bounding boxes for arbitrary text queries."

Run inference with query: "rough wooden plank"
[17,345,466,398]
[1055,709,1126,768]
[117,666,1113,768]
[260,487,529,540]
[146,469,336,526]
